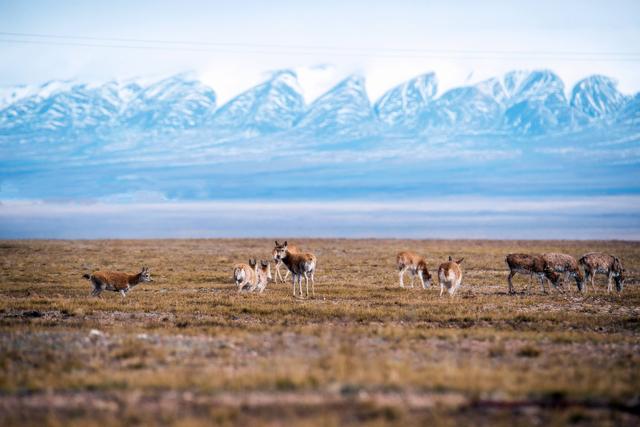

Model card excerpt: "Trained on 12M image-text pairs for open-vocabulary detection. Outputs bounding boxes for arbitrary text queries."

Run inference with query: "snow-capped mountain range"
[0,69,636,140]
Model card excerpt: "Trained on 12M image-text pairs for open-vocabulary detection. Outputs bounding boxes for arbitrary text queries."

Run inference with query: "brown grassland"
[0,239,639,426]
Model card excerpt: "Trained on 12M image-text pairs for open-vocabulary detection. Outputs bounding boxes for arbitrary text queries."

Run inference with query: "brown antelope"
[505,253,548,293]
[541,253,586,292]
[272,241,301,283]
[82,266,152,298]
[252,260,272,293]
[438,256,464,297]
[579,252,625,293]
[396,251,432,289]
[233,259,272,293]
[273,241,317,298]
[233,259,257,292]
[505,253,567,294]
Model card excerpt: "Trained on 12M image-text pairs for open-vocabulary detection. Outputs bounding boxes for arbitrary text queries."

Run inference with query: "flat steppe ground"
[1,239,639,426]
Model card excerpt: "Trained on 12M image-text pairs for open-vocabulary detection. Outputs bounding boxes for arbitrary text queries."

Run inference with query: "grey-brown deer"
[505,253,567,294]
[541,253,586,292]
[579,252,625,293]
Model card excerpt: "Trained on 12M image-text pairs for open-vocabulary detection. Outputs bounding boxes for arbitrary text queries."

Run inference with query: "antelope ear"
[456,258,464,265]
[448,256,452,262]
[275,240,279,246]
[283,241,287,246]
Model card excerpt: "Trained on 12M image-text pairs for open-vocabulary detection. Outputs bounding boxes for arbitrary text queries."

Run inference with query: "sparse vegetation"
[0,239,639,426]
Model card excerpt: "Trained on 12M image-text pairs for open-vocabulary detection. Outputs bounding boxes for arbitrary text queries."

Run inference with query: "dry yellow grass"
[1,239,639,426]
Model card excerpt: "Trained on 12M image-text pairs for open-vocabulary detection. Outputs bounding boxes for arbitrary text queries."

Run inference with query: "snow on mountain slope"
[374,73,438,128]
[419,86,502,131]
[0,81,140,133]
[295,75,377,137]
[0,70,637,140]
[212,70,304,133]
[121,74,216,130]
[616,93,640,126]
[570,75,628,119]
[502,71,575,134]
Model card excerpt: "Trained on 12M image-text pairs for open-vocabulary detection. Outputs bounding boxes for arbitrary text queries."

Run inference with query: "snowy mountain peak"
[295,74,376,137]
[212,69,304,133]
[570,75,628,119]
[375,72,438,127]
[0,69,637,139]
[121,73,217,130]
[475,70,565,108]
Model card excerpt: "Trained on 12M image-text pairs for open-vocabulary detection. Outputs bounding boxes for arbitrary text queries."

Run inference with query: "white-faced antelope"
[252,260,272,293]
[438,256,464,297]
[233,259,257,292]
[82,266,153,298]
[579,252,625,293]
[272,241,301,284]
[396,251,432,289]
[541,253,586,292]
[273,241,317,298]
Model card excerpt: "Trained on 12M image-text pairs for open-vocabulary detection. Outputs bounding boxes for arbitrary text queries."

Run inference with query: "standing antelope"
[541,253,586,292]
[273,241,317,298]
[252,260,272,293]
[505,253,548,294]
[438,256,464,297]
[82,266,153,298]
[272,241,301,283]
[579,252,625,293]
[396,251,432,289]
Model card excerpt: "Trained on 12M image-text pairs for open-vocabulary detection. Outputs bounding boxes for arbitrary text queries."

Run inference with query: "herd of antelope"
[82,242,627,299]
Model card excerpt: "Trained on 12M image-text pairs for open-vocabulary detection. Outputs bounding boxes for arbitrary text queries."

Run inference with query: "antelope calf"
[541,253,586,292]
[396,251,432,289]
[252,260,272,293]
[273,241,317,298]
[82,266,152,298]
[579,252,625,293]
[272,241,301,283]
[438,256,464,297]
[233,259,272,293]
[233,259,257,292]
[505,253,548,293]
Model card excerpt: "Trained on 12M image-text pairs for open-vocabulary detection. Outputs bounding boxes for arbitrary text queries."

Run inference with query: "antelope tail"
[82,273,91,280]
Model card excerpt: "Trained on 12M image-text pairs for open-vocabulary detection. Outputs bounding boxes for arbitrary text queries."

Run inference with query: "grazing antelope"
[541,253,586,292]
[505,253,548,294]
[396,251,432,289]
[579,252,625,293]
[438,256,464,297]
[273,241,317,298]
[82,266,152,298]
[272,241,301,283]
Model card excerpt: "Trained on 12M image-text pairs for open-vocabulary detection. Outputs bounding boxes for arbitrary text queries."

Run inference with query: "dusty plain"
[1,239,639,426]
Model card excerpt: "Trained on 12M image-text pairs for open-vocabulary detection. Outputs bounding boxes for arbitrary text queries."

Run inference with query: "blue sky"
[1,0,639,102]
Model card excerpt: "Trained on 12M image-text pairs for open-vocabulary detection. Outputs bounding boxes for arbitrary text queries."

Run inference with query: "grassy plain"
[1,239,639,426]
